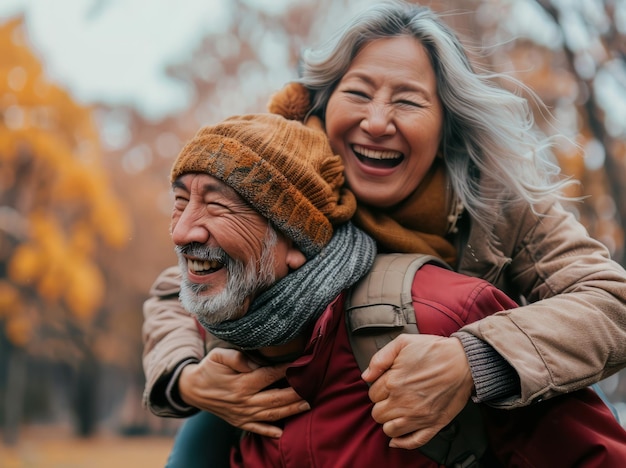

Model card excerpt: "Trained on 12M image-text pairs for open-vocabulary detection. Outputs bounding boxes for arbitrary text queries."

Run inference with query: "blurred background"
[0,0,625,465]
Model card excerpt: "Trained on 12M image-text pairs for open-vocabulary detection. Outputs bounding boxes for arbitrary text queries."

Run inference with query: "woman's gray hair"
[298,0,576,230]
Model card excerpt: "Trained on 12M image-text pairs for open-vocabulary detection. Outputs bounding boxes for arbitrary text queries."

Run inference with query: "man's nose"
[171,204,210,246]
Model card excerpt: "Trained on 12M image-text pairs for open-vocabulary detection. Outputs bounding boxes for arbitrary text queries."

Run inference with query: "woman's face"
[325,36,444,208]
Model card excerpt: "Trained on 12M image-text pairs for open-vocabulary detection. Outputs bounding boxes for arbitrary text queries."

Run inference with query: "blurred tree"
[463,0,626,262]
[536,0,626,263]
[0,17,130,442]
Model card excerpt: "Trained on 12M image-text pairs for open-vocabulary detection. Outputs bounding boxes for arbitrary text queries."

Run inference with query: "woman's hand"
[361,334,474,449]
[178,347,310,438]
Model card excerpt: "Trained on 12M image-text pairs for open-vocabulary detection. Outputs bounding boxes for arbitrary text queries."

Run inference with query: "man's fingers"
[208,347,259,373]
[224,389,310,430]
[361,336,405,382]
[247,386,310,418]
[387,426,440,450]
[253,362,292,387]
[253,397,311,422]
[369,399,408,425]
[239,422,283,439]
[211,389,309,429]
[262,386,307,408]
[208,347,293,390]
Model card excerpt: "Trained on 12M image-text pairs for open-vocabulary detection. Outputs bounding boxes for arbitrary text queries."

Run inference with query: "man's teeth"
[188,259,222,273]
[353,144,402,160]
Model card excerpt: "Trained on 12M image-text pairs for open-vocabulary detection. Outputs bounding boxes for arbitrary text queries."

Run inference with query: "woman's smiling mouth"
[352,144,404,169]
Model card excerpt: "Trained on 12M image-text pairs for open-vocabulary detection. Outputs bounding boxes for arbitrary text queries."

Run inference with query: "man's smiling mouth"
[187,258,224,275]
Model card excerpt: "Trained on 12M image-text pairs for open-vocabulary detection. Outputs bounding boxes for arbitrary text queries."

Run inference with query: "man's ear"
[286,245,307,270]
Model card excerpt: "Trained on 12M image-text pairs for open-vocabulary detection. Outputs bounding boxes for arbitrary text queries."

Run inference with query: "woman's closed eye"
[395,99,423,109]
[345,89,371,100]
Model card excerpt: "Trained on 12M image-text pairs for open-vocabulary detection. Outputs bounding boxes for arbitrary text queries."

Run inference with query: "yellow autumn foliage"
[92,195,131,248]
[0,281,21,317]
[54,163,94,201]
[8,243,42,285]
[0,281,34,346]
[5,313,33,348]
[70,222,96,256]
[65,259,105,320]
[0,17,130,347]
[37,267,66,303]
[0,130,19,163]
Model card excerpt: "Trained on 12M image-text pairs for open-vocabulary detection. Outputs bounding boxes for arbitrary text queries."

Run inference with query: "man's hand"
[178,347,310,438]
[361,334,474,450]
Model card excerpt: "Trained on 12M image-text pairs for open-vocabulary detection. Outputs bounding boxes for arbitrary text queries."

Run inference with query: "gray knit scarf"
[200,222,377,349]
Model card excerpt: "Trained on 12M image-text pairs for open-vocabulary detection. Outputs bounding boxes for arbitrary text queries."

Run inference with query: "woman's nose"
[360,102,396,137]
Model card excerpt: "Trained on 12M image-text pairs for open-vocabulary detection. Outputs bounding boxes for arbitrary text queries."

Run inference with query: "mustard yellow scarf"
[353,159,457,267]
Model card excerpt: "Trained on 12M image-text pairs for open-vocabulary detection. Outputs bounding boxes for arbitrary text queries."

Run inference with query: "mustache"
[175,242,228,262]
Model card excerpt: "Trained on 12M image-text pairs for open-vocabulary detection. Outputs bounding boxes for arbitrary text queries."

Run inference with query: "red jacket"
[232,264,626,467]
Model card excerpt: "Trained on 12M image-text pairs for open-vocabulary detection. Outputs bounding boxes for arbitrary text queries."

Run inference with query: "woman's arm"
[461,201,626,408]
[142,266,206,417]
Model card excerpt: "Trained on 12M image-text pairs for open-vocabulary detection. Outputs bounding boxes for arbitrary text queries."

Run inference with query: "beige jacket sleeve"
[459,200,626,408]
[142,266,205,417]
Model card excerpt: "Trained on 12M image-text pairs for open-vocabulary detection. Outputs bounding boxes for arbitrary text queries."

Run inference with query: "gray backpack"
[345,253,487,468]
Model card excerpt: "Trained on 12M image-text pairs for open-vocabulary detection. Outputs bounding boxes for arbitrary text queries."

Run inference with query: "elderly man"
[149,112,626,467]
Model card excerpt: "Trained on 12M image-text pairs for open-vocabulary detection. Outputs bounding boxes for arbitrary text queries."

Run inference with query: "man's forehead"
[175,173,240,199]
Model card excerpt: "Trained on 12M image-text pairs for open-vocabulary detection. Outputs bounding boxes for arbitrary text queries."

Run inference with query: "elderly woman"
[142,1,626,466]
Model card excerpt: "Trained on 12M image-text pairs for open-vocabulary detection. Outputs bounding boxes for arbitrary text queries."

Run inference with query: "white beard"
[176,228,278,325]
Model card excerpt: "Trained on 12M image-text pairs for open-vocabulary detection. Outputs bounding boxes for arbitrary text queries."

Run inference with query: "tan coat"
[142,200,626,415]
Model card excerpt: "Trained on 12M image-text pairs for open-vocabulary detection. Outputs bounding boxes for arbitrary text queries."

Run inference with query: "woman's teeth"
[352,144,402,160]
[352,144,403,168]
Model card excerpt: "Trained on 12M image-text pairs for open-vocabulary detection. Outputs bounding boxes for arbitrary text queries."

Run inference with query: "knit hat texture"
[170,113,356,257]
[267,81,312,121]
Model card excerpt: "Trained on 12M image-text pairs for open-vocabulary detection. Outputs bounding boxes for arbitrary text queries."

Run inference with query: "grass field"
[0,426,174,468]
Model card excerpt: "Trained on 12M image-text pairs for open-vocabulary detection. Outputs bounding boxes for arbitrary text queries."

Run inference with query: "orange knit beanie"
[267,81,312,121]
[170,113,356,257]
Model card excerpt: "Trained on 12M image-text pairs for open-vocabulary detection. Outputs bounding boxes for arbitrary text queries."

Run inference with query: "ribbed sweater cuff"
[166,358,200,414]
[452,331,520,403]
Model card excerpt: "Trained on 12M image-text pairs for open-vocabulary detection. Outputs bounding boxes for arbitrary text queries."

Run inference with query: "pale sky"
[1,0,624,135]
[0,0,298,119]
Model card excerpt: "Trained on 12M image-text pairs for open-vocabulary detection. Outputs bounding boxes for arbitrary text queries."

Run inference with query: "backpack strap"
[346,253,448,371]
[345,253,486,468]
